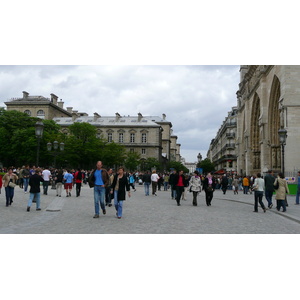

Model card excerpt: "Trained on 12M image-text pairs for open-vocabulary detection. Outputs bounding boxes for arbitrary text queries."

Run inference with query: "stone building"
[5,91,72,119]
[236,65,300,176]
[207,107,238,174]
[3,91,181,166]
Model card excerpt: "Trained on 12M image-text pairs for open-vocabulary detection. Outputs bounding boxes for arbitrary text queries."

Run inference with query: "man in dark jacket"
[264,169,275,208]
[173,170,186,206]
[142,171,151,196]
[27,168,44,212]
[221,174,229,194]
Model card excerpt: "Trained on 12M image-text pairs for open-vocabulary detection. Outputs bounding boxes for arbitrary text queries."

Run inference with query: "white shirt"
[151,173,159,182]
[42,169,51,181]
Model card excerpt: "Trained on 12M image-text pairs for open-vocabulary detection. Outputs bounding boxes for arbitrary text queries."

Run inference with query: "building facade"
[236,65,300,176]
[207,107,238,174]
[3,91,182,166]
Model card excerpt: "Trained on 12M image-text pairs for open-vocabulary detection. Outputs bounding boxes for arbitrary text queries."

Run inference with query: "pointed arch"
[269,75,281,170]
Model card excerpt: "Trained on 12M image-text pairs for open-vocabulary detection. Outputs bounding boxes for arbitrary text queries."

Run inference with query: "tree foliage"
[197,158,215,174]
[167,161,189,173]
[124,151,141,171]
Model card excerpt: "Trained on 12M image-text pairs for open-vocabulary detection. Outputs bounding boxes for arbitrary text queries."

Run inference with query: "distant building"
[207,107,238,174]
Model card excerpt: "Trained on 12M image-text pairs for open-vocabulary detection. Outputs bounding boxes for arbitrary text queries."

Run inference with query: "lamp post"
[278,128,287,175]
[35,121,44,167]
[47,141,65,168]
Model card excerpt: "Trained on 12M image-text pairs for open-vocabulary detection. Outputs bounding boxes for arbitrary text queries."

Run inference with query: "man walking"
[142,171,151,196]
[89,161,109,218]
[27,168,44,212]
[295,171,300,205]
[264,169,275,208]
[42,167,51,195]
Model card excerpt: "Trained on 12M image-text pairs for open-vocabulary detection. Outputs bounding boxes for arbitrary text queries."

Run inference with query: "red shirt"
[177,175,184,187]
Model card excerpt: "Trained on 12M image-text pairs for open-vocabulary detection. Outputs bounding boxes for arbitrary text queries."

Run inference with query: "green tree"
[197,158,215,174]
[167,161,189,173]
[124,151,141,171]
[102,141,127,169]
[142,157,162,171]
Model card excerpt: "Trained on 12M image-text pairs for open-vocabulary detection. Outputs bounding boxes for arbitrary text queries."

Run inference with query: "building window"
[130,133,135,143]
[142,133,147,143]
[108,133,112,142]
[37,110,45,117]
[142,148,146,155]
[119,133,124,143]
[24,110,31,116]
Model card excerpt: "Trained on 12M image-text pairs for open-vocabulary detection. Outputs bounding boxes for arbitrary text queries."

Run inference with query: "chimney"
[23,91,29,99]
[138,112,143,122]
[50,93,58,105]
[115,112,121,121]
[94,112,101,122]
[66,107,73,113]
[57,99,64,109]
[72,112,78,121]
[162,113,166,120]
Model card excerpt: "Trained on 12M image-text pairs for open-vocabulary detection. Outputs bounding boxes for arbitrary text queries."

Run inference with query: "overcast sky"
[0,65,240,162]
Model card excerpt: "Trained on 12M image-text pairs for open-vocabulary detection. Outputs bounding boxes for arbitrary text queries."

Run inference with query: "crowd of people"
[1,164,300,218]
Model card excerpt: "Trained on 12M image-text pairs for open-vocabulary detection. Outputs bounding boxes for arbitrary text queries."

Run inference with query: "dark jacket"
[29,174,44,193]
[264,173,275,191]
[111,175,130,201]
[173,174,187,187]
[88,168,109,188]
[203,177,216,192]
[142,173,151,183]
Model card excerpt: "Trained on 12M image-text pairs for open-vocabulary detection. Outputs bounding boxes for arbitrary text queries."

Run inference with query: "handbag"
[274,180,279,190]
[8,182,17,188]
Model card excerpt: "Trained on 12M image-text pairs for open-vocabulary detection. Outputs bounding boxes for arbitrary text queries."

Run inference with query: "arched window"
[24,110,31,116]
[37,110,45,117]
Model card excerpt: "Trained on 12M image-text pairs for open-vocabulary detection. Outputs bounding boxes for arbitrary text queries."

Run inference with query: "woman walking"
[274,172,289,212]
[111,167,131,219]
[203,173,216,206]
[55,169,64,197]
[189,170,201,206]
[252,173,266,213]
[3,167,18,207]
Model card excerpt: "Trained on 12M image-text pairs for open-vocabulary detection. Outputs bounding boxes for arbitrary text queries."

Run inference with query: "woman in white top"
[252,173,266,213]
[189,170,202,206]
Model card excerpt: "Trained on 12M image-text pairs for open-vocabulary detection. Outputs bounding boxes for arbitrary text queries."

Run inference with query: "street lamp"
[47,141,65,168]
[278,128,287,175]
[35,121,44,167]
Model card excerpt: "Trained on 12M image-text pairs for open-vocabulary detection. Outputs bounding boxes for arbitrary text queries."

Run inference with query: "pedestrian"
[232,176,239,194]
[181,174,190,201]
[0,173,2,195]
[221,174,229,194]
[174,170,186,206]
[89,161,109,218]
[42,166,51,195]
[19,165,24,188]
[163,173,169,191]
[74,168,83,197]
[151,170,159,196]
[203,173,216,206]
[274,172,289,212]
[2,167,18,207]
[264,169,275,208]
[111,167,131,219]
[252,173,267,213]
[55,169,64,197]
[105,168,114,207]
[295,171,300,205]
[189,170,201,206]
[243,175,250,194]
[22,165,30,194]
[169,170,177,199]
[129,173,136,191]
[63,169,74,197]
[142,171,151,196]
[27,168,44,211]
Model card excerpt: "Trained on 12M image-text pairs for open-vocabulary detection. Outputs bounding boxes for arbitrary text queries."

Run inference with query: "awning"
[214,169,226,174]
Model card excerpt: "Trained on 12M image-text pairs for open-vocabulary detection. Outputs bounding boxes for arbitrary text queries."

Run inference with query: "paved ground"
[1,184,300,233]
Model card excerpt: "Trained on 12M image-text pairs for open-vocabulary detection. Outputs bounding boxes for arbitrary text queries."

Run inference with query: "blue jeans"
[43,181,49,194]
[114,190,124,217]
[23,178,29,192]
[144,182,150,196]
[5,186,14,206]
[94,185,106,215]
[164,182,168,191]
[296,187,300,204]
[28,193,41,209]
[265,190,273,207]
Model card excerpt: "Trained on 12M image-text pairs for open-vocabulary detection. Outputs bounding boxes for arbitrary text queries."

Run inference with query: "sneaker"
[93,214,99,218]
[102,209,106,215]
[117,217,121,219]
[27,206,30,212]
[108,204,112,207]
[69,192,71,197]
[36,208,41,211]
[269,204,273,209]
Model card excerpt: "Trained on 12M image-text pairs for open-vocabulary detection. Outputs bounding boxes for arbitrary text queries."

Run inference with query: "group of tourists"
[1,164,300,219]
